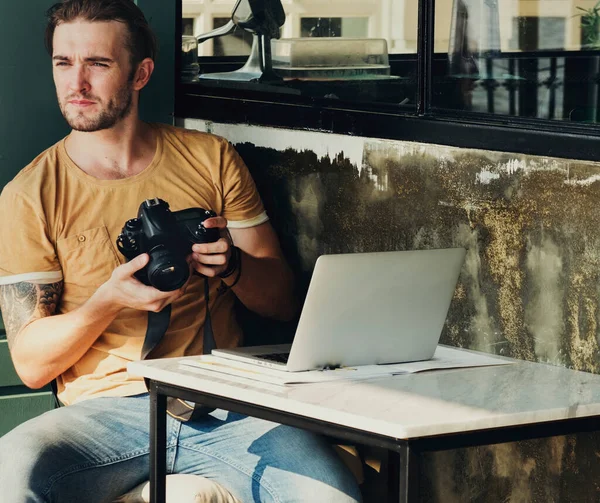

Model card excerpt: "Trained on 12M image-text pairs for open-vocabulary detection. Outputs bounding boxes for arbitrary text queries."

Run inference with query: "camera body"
[117,198,219,291]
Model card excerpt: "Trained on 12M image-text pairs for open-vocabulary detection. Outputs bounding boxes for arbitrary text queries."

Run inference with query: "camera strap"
[142,276,217,421]
[141,304,171,360]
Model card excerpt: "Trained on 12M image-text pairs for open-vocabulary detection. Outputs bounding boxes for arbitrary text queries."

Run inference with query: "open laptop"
[212,248,466,371]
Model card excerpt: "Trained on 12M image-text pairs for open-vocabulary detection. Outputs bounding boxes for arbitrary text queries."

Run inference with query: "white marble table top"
[128,350,600,440]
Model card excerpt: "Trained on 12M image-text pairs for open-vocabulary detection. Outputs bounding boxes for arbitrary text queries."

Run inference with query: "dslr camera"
[117,198,219,291]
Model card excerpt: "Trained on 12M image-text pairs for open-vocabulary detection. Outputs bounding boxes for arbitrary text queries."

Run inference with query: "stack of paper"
[178,345,512,388]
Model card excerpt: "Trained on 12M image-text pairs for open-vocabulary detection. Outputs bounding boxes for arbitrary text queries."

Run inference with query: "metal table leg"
[400,443,420,502]
[389,443,420,503]
[149,381,167,503]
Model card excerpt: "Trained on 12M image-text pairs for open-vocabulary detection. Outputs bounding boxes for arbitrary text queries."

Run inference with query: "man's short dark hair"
[45,0,157,69]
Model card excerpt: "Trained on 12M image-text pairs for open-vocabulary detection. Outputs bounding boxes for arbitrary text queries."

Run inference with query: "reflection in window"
[435,0,600,123]
[300,18,369,39]
[507,17,566,51]
[181,0,600,123]
[184,0,417,57]
[181,0,418,108]
[182,18,194,37]
[212,17,253,56]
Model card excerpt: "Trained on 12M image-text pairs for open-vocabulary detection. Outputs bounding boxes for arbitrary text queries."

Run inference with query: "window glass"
[182,17,194,37]
[434,0,600,122]
[181,0,419,110]
[300,18,369,38]
[212,17,253,57]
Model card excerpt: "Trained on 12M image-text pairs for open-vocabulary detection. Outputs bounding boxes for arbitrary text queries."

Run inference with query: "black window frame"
[175,0,600,162]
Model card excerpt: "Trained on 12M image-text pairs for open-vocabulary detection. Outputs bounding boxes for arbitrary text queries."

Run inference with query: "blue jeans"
[0,394,362,503]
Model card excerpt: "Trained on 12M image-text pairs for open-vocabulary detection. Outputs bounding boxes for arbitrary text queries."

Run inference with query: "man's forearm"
[224,251,298,321]
[10,289,121,389]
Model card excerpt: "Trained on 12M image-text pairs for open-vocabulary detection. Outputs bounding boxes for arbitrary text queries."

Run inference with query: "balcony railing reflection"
[437,50,600,123]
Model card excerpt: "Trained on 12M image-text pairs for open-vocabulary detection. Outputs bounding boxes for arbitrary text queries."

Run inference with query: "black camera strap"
[141,304,171,360]
[142,276,216,421]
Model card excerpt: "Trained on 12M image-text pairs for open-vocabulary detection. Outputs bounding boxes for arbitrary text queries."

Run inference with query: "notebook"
[211,248,466,371]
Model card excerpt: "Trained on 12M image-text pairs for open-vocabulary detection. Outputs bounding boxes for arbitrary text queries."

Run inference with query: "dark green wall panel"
[0,3,65,428]
[136,0,176,125]
[0,340,20,387]
[0,392,55,436]
[0,1,69,188]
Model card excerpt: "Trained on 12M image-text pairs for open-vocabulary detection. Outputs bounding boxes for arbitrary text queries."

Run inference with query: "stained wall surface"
[182,118,600,502]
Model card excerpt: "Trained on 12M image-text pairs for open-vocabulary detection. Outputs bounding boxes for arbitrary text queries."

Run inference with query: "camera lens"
[146,246,189,291]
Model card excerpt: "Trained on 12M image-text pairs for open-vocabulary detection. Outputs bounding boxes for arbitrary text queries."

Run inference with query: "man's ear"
[132,58,155,91]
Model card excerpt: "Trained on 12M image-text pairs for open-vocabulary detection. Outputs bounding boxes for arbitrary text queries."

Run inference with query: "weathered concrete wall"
[181,118,600,502]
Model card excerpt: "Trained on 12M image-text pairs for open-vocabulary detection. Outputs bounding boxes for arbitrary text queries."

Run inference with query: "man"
[0,1,361,502]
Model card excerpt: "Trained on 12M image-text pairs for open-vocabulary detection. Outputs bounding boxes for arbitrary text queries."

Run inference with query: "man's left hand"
[188,216,232,278]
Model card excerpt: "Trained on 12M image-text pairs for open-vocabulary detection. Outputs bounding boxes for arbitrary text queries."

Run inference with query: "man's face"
[52,20,136,132]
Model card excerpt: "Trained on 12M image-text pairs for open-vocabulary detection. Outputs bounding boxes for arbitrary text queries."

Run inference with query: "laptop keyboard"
[257,352,289,364]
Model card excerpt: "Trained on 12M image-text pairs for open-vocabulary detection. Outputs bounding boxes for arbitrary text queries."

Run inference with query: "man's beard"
[59,84,134,132]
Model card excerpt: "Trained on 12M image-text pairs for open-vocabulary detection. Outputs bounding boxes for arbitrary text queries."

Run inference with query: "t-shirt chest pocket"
[56,226,120,288]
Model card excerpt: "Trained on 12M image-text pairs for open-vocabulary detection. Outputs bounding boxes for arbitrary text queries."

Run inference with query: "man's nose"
[69,66,91,93]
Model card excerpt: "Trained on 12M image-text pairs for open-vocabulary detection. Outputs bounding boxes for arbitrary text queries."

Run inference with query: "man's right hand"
[96,253,187,314]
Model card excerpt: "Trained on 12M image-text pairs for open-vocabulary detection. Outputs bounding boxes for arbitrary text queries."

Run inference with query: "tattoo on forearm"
[0,281,63,349]
[39,283,62,317]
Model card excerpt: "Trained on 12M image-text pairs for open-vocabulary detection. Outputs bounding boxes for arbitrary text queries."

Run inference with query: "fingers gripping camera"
[117,198,220,291]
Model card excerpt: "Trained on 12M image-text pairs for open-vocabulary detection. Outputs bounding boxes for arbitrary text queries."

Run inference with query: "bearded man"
[0,1,361,502]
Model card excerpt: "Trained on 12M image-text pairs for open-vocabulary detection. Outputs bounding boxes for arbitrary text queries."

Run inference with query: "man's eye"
[93,62,108,67]
[55,62,68,66]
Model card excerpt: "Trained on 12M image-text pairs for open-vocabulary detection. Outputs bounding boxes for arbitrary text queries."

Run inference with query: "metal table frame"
[147,379,600,503]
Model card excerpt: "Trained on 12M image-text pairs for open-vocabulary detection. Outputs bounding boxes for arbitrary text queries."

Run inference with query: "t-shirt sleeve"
[0,185,62,285]
[219,139,268,229]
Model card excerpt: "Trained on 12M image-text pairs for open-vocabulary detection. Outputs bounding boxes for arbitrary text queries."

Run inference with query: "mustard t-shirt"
[0,123,268,405]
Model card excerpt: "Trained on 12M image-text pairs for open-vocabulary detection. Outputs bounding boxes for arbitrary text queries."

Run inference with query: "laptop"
[212,248,466,371]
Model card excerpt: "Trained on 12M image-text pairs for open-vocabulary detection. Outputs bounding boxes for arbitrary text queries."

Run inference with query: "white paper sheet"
[178,345,512,387]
